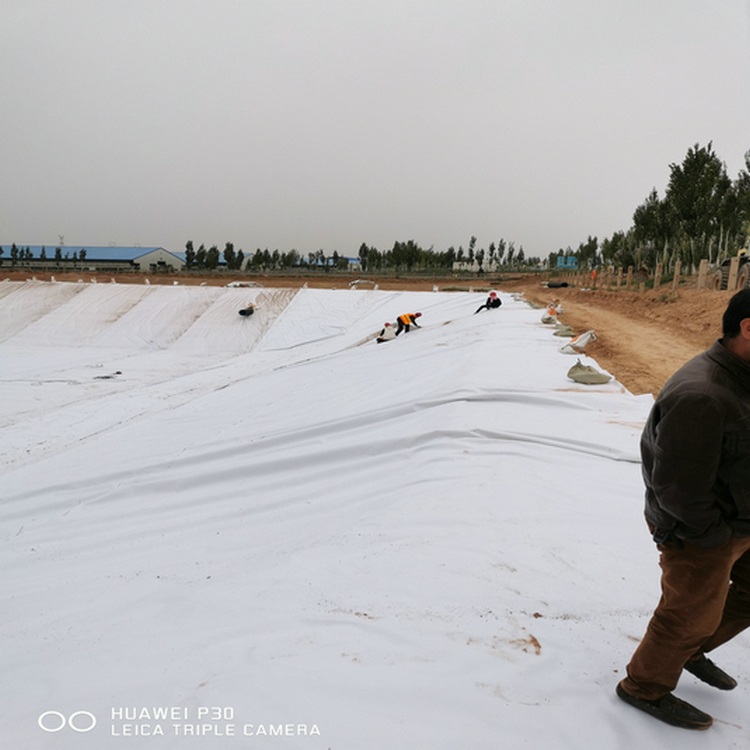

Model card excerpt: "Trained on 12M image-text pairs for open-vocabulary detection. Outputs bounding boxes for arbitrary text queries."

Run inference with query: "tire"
[738,263,750,290]
[713,268,728,291]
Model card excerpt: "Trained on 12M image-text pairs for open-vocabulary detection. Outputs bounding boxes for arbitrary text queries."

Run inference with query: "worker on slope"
[395,312,422,336]
[475,291,502,314]
[376,322,396,343]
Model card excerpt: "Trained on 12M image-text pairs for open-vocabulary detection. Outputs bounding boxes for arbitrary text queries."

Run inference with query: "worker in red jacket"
[395,312,422,336]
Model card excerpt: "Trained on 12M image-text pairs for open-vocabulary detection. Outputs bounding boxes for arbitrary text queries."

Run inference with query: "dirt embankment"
[4,269,734,396]
[498,279,733,396]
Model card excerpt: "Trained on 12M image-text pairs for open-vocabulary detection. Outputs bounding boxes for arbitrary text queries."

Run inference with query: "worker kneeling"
[395,312,422,336]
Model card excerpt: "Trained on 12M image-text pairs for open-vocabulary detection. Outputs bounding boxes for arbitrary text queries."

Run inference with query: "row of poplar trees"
[557,143,750,273]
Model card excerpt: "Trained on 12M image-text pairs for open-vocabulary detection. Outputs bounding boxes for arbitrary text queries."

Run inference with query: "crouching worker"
[475,291,502,314]
[376,322,396,343]
[395,312,422,336]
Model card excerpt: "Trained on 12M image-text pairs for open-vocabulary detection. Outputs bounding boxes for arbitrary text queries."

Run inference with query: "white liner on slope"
[1,282,745,749]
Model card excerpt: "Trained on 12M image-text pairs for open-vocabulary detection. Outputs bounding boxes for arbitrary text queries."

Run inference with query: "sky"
[2,0,750,260]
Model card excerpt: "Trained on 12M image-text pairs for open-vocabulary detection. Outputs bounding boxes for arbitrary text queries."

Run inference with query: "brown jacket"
[641,340,750,547]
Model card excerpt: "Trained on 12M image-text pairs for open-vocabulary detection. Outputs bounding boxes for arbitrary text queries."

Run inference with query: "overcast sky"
[2,1,750,259]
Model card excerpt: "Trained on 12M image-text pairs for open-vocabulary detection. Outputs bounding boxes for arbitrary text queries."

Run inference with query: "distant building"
[452,259,504,273]
[556,256,578,269]
[0,245,186,273]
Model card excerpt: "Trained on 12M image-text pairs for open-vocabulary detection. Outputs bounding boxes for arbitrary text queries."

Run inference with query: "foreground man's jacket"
[641,340,750,547]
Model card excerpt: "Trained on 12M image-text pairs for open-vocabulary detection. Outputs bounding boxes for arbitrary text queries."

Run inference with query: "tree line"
[184,241,355,272]
[358,237,541,272]
[0,245,87,265]
[183,237,540,274]
[553,143,750,273]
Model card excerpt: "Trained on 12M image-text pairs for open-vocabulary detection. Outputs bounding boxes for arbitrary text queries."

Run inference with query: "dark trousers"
[396,320,409,335]
[621,535,750,700]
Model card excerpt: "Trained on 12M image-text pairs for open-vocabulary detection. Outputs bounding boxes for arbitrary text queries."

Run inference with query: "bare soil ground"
[500,279,731,397]
[5,269,734,396]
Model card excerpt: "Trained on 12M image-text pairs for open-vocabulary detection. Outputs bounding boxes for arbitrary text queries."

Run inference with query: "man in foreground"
[617,289,750,730]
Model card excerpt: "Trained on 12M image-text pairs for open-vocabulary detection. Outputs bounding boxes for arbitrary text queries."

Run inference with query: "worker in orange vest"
[395,312,422,336]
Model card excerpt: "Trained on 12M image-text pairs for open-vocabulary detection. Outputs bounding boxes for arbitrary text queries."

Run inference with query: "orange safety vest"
[398,313,415,325]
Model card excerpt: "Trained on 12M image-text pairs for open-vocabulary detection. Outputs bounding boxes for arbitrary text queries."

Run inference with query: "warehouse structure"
[0,245,185,273]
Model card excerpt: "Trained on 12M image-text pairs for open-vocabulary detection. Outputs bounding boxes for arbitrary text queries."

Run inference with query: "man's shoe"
[616,682,713,730]
[684,655,737,690]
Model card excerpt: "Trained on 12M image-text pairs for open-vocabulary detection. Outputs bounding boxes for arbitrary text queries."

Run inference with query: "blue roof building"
[0,245,186,271]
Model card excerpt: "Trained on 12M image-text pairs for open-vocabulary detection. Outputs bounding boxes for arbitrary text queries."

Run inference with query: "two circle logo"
[38,711,96,733]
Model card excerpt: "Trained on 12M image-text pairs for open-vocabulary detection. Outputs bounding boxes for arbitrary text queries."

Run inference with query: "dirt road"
[4,269,735,396]
[499,279,733,396]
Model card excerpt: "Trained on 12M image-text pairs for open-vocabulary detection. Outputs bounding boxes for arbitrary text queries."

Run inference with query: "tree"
[496,239,506,265]
[223,242,236,270]
[249,249,262,270]
[732,150,750,248]
[206,245,220,269]
[476,248,485,273]
[603,230,636,270]
[367,245,382,270]
[185,241,195,268]
[576,236,599,270]
[397,240,421,271]
[632,188,671,269]
[665,142,731,266]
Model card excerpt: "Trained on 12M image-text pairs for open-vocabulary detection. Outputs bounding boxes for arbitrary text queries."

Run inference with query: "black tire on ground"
[738,263,750,290]
[713,268,728,291]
